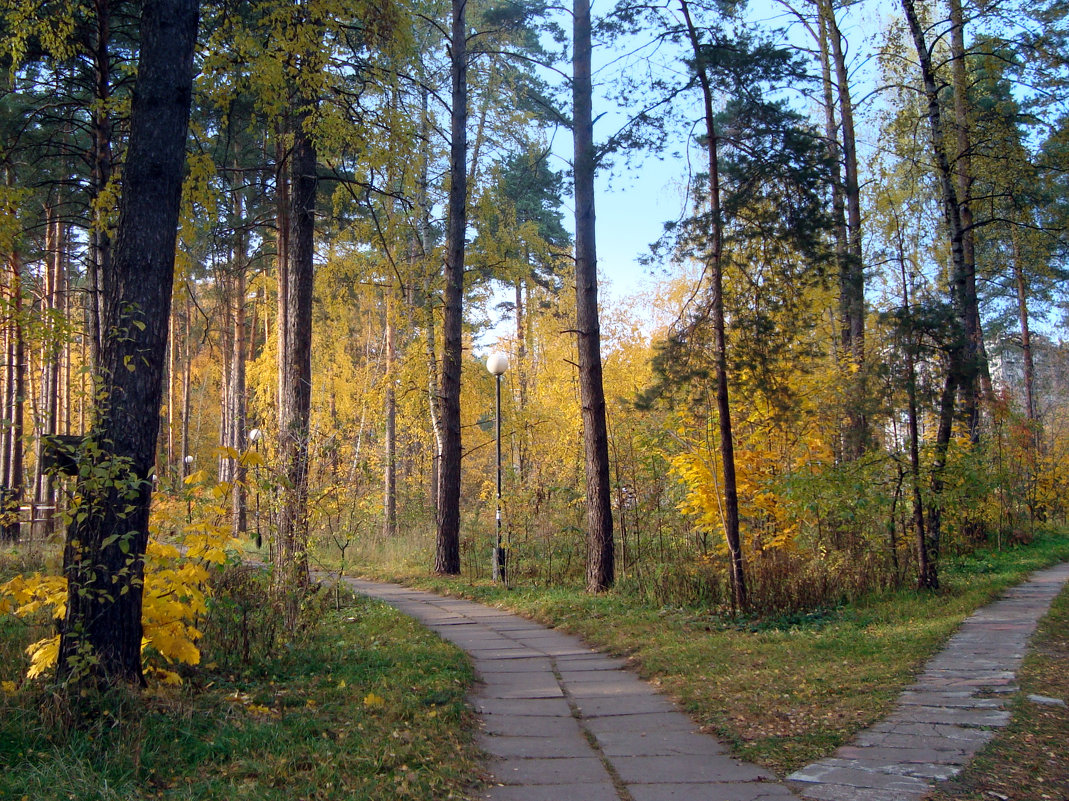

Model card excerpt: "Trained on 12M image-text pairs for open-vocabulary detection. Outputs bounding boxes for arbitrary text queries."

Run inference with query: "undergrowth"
[0,560,483,801]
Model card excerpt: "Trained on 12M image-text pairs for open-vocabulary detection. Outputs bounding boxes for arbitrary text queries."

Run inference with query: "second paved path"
[346,578,798,801]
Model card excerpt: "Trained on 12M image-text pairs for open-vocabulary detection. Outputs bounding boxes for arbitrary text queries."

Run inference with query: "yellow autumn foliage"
[0,490,239,683]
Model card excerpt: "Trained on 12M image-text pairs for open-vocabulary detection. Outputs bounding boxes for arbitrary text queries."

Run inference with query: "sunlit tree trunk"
[87,0,113,372]
[0,232,24,543]
[33,206,66,538]
[819,0,867,458]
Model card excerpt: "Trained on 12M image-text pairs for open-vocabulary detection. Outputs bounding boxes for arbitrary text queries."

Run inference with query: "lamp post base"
[492,546,507,584]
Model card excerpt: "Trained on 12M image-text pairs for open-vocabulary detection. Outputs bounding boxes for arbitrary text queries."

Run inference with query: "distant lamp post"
[487,352,509,583]
[183,455,194,523]
[248,428,263,549]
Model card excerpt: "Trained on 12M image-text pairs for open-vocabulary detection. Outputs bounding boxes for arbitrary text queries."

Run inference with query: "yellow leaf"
[240,449,266,468]
[363,692,386,708]
[1,680,16,693]
[26,636,59,679]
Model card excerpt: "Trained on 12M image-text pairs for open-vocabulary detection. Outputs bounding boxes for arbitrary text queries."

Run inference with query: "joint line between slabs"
[552,657,635,801]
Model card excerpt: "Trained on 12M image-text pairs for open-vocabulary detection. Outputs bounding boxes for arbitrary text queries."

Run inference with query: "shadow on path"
[345,562,1069,801]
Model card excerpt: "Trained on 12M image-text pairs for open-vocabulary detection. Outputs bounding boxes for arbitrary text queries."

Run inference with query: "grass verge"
[0,557,483,801]
[925,581,1069,801]
[362,531,1069,776]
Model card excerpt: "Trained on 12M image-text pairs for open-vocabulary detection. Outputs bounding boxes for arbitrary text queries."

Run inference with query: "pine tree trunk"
[274,108,316,626]
[823,0,867,458]
[949,0,990,437]
[574,0,614,593]
[0,243,23,543]
[88,0,113,373]
[180,298,192,477]
[680,0,745,610]
[56,0,198,686]
[435,0,468,575]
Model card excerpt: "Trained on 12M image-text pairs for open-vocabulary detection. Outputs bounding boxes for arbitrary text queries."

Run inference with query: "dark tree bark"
[574,0,614,592]
[274,107,317,625]
[384,290,397,539]
[680,0,745,610]
[435,0,468,575]
[949,0,990,437]
[56,0,198,686]
[901,0,980,590]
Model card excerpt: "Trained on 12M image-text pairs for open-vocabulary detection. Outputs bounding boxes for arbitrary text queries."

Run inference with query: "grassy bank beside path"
[374,532,1069,776]
[0,566,483,801]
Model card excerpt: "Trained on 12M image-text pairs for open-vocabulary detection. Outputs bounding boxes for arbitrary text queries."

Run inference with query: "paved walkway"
[346,561,1069,801]
[787,561,1069,801]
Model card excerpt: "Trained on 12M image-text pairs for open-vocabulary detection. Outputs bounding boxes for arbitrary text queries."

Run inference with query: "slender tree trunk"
[901,0,974,589]
[231,211,248,537]
[167,305,176,478]
[57,0,198,685]
[34,207,64,538]
[276,132,290,426]
[575,0,614,592]
[435,0,468,575]
[180,296,192,477]
[680,0,745,609]
[822,0,867,458]
[88,0,113,372]
[898,248,928,589]
[1012,238,1035,424]
[515,277,528,481]
[417,83,442,515]
[384,289,397,538]
[218,275,234,482]
[949,0,989,437]
[1,241,23,542]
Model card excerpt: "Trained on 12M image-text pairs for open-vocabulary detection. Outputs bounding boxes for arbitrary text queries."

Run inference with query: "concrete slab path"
[346,561,1069,801]
[787,560,1069,801]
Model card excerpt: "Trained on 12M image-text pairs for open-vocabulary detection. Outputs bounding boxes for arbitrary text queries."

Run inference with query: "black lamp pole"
[488,352,508,583]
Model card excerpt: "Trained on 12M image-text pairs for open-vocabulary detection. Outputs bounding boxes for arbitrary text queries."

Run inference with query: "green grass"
[0,561,484,801]
[362,530,1069,776]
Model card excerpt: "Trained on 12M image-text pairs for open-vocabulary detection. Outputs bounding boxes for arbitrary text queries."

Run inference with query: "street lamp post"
[248,428,263,549]
[487,352,509,583]
[183,454,194,523]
